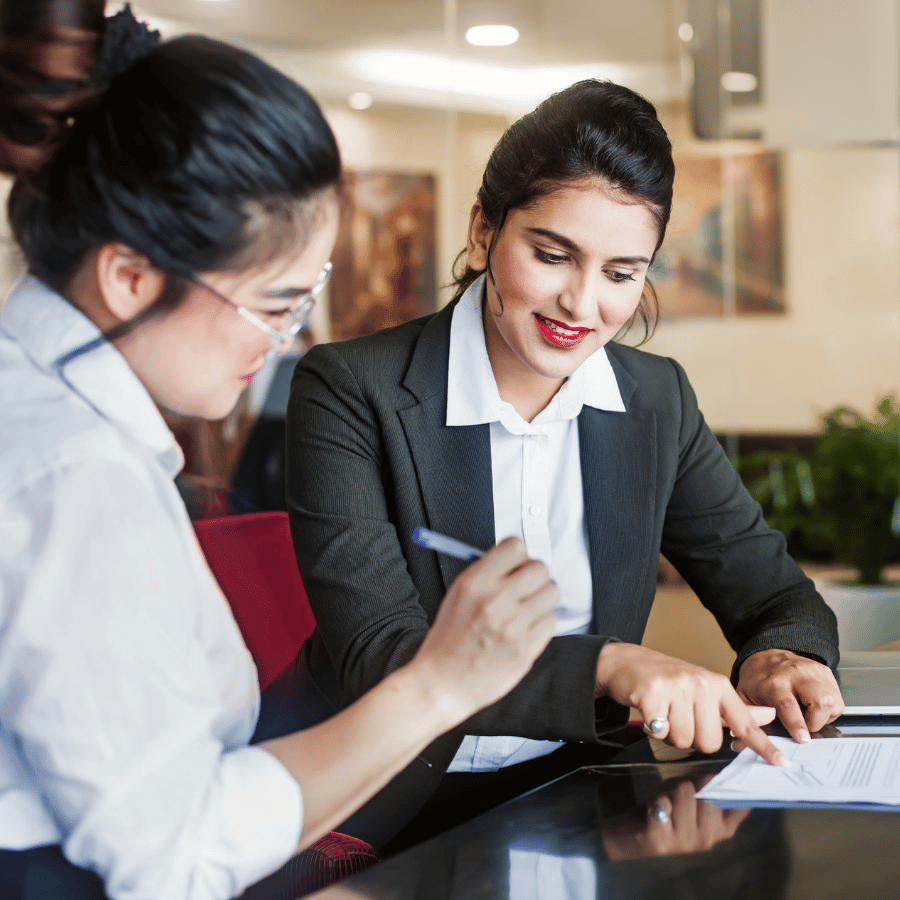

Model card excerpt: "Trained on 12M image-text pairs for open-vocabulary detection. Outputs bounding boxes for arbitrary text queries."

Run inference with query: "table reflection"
[599,772,751,860]
[494,767,789,900]
[313,763,791,900]
[507,849,597,900]
[314,726,900,900]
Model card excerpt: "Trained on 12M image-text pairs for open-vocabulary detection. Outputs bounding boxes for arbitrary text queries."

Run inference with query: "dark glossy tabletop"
[310,725,900,900]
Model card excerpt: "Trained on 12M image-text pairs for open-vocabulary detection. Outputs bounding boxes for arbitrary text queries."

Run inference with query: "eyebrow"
[526,227,651,266]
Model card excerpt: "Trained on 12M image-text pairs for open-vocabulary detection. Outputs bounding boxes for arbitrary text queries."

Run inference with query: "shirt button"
[529,505,540,516]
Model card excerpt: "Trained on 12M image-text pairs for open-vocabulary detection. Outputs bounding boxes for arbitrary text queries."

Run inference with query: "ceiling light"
[348,91,373,110]
[720,71,758,93]
[678,22,694,42]
[352,51,624,108]
[465,24,519,46]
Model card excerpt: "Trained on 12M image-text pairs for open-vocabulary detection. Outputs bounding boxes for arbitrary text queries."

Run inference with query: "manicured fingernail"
[776,753,790,767]
[797,729,810,743]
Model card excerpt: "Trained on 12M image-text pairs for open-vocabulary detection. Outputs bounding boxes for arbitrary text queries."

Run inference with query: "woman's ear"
[95,243,165,322]
[466,204,493,272]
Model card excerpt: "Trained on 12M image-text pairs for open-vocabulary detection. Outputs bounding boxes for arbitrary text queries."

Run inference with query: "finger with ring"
[643,717,667,735]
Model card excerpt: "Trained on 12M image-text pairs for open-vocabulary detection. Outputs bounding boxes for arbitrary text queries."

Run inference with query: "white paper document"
[696,736,900,809]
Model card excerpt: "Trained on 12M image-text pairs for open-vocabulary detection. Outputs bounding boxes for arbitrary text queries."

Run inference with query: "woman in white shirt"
[284,78,845,851]
[0,4,558,898]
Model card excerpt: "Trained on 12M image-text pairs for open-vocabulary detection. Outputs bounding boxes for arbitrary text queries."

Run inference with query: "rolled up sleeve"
[0,457,303,900]
[64,745,303,900]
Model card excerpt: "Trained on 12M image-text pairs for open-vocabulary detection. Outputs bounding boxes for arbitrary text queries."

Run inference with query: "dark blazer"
[284,299,838,841]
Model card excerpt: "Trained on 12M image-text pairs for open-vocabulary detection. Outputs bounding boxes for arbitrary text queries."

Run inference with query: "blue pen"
[411,527,484,561]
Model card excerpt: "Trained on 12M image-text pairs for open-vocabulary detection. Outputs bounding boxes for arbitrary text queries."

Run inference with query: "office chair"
[193,511,315,689]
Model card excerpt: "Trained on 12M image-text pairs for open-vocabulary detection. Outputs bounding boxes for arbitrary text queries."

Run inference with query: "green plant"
[738,396,900,585]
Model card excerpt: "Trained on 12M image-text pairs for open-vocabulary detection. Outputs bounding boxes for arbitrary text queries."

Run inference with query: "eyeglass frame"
[186,261,333,349]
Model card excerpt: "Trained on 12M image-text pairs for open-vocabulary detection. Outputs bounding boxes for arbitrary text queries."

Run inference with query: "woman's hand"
[602,774,751,860]
[411,536,559,722]
[736,649,844,744]
[594,643,788,766]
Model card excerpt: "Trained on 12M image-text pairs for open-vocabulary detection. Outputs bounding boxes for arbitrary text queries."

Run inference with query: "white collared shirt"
[446,276,625,772]
[0,277,302,900]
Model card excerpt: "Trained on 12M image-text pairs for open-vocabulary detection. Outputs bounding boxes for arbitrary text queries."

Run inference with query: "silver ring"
[643,717,667,735]
[651,804,670,824]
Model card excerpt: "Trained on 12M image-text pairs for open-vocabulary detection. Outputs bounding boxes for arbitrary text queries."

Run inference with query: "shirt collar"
[445,274,626,431]
[1,275,184,475]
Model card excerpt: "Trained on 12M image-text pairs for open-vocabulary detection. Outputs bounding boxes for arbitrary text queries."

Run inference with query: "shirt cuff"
[199,745,304,898]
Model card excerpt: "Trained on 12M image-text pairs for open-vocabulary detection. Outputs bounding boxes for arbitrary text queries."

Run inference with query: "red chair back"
[194,512,315,689]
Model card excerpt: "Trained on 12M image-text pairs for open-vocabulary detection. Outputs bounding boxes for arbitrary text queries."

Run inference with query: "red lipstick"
[534,313,591,348]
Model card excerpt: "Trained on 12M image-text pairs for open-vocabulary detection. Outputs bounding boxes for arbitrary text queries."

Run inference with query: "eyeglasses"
[189,262,332,351]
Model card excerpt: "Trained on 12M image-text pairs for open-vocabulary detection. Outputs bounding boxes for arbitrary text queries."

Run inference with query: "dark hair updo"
[0,1,341,302]
[453,79,675,342]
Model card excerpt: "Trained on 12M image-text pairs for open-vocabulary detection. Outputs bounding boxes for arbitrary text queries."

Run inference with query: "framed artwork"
[651,151,784,318]
[329,170,437,341]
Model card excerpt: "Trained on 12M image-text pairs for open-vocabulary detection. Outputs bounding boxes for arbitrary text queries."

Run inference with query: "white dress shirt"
[0,277,303,900]
[446,276,625,773]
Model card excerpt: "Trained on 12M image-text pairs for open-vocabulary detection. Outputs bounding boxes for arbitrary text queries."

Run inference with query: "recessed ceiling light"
[465,24,519,46]
[348,91,374,110]
[678,22,694,42]
[720,71,758,93]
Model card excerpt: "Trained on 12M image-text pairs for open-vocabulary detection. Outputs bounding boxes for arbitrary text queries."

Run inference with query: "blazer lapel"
[580,355,658,640]
[395,315,658,618]
[398,302,495,593]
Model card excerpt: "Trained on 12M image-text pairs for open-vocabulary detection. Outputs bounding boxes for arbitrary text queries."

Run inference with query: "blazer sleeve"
[286,344,430,692]
[657,358,839,680]
[286,343,623,745]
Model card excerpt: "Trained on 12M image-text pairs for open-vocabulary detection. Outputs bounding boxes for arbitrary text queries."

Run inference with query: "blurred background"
[1,1,898,658]
[2,0,897,430]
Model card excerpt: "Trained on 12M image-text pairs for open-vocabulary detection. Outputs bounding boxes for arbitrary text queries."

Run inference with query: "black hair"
[1,4,341,313]
[452,79,674,342]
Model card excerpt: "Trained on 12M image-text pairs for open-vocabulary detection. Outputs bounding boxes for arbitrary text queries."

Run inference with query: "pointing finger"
[721,693,789,766]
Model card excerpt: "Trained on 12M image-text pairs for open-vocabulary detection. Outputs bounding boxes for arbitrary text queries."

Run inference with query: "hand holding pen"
[409,528,558,719]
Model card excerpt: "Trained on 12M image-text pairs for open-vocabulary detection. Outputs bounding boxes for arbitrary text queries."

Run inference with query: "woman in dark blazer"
[284,80,843,850]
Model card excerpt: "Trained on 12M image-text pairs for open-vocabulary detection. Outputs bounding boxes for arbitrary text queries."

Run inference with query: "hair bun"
[91,3,160,86]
